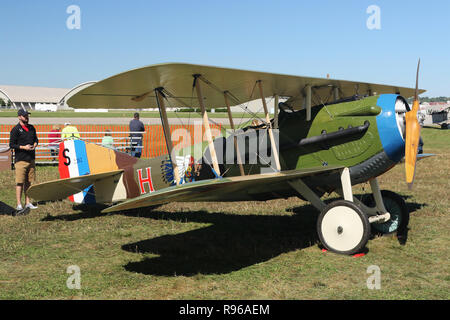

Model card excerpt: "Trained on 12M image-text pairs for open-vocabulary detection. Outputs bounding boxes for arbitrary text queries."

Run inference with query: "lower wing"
[102,166,344,213]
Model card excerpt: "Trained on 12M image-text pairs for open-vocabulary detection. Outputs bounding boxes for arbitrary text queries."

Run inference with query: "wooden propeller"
[404,59,421,189]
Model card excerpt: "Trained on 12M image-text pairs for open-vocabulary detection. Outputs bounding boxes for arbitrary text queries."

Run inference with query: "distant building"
[0,82,96,111]
[421,101,450,114]
[0,85,69,110]
[420,102,450,126]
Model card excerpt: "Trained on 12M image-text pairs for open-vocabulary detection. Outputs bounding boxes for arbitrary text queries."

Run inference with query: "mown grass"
[0,127,448,300]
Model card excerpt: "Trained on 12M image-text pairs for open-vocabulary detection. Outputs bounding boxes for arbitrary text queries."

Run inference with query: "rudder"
[58,140,129,204]
[58,140,95,204]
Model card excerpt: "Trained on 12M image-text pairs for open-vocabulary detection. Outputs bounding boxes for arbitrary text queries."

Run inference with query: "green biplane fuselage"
[116,94,408,203]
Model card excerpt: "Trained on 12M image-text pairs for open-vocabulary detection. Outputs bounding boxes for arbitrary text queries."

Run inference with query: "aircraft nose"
[375,94,409,162]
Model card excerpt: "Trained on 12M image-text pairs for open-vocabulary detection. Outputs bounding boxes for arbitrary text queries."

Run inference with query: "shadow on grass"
[41,203,109,221]
[399,195,428,214]
[0,201,15,215]
[39,193,429,276]
[398,195,427,246]
[121,204,320,276]
[40,202,321,275]
[422,125,449,130]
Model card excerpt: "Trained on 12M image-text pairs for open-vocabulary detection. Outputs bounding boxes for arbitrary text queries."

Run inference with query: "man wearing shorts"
[9,109,39,214]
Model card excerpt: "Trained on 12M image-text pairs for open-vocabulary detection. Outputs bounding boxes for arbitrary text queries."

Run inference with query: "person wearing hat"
[61,122,80,140]
[9,109,39,215]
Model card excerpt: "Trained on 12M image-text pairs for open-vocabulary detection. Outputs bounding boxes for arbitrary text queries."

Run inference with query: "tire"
[360,190,409,235]
[317,200,371,255]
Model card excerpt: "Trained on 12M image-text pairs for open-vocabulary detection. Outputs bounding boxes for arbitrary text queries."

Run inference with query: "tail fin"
[58,140,124,204]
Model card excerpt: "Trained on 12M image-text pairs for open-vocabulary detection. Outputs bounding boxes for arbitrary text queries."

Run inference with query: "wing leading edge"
[67,63,425,111]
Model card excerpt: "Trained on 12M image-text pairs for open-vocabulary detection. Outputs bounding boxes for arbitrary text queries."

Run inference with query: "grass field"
[0,127,448,300]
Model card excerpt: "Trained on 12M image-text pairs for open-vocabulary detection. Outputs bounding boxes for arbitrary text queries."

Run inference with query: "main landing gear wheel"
[361,190,409,235]
[317,200,371,255]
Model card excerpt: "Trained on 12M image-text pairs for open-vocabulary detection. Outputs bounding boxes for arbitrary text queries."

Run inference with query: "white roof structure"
[0,82,278,113]
[0,83,99,110]
[0,85,69,105]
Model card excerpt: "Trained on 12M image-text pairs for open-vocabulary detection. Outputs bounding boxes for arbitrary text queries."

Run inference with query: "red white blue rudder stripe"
[58,140,96,204]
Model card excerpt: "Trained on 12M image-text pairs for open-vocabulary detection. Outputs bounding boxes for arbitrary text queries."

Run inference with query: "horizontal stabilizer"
[102,166,344,213]
[28,170,123,202]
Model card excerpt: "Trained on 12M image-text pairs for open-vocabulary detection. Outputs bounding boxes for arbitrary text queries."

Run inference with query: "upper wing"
[28,170,123,202]
[102,166,344,213]
[67,63,425,110]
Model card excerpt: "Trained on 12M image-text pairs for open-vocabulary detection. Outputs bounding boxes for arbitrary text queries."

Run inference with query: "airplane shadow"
[40,194,428,276]
[397,195,427,246]
[399,195,428,213]
[0,201,15,215]
[121,205,320,276]
[41,204,110,221]
[422,125,449,130]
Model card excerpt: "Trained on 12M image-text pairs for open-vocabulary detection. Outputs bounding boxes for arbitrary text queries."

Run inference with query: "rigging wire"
[154,88,175,166]
[159,78,281,175]
[196,75,268,128]
[312,87,334,119]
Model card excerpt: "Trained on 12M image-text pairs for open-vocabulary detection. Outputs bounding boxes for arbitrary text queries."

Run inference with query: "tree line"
[408,96,450,103]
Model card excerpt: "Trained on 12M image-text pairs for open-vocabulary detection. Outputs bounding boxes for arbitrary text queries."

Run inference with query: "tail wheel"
[317,200,371,255]
[361,190,409,235]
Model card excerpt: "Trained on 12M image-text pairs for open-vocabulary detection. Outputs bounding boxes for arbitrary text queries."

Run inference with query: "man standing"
[129,112,145,158]
[9,109,39,215]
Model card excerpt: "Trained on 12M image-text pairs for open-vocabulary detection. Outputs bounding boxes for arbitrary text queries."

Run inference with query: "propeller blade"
[404,59,421,189]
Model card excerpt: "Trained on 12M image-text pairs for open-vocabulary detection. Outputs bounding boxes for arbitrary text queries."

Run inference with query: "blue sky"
[1,0,449,96]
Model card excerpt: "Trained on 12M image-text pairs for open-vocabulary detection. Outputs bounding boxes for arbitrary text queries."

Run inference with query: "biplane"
[28,62,426,255]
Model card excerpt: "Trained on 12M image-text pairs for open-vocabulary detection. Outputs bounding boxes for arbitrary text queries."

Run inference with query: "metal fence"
[0,123,223,165]
[0,131,143,165]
